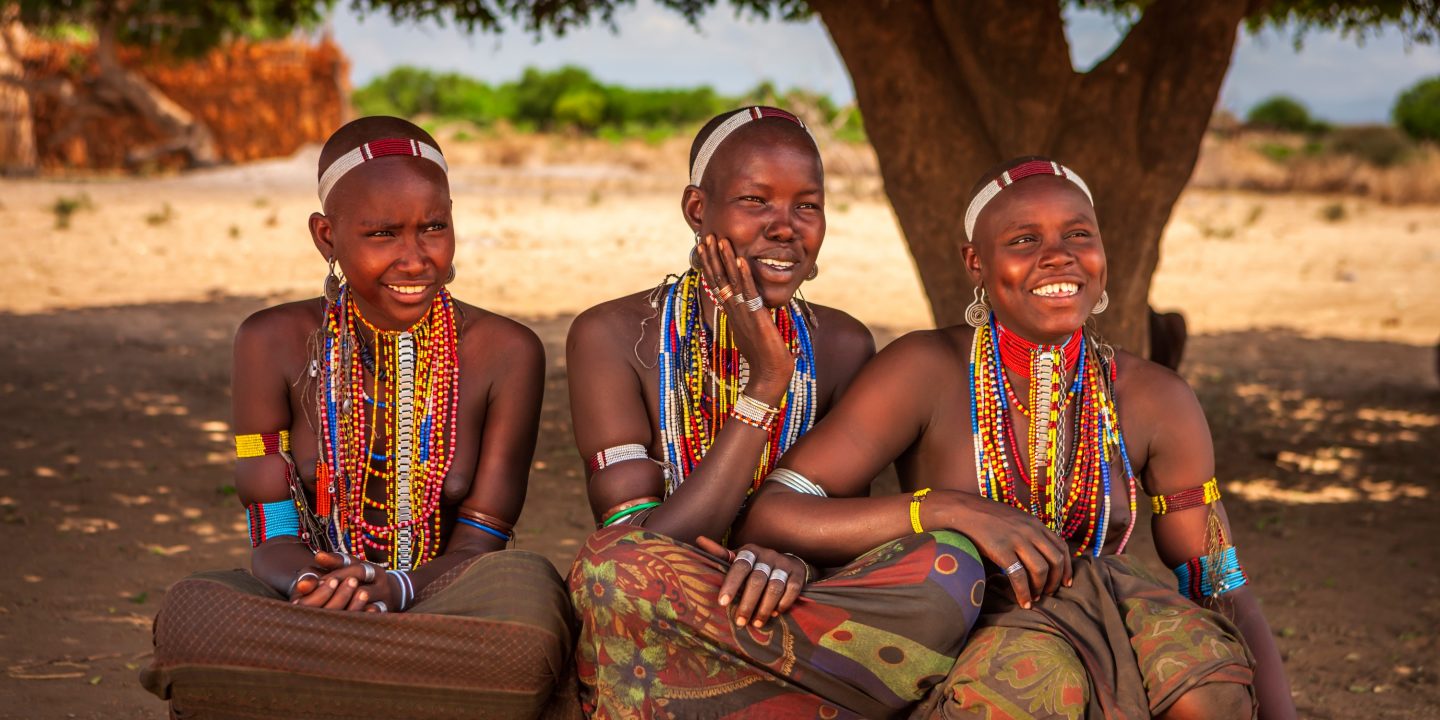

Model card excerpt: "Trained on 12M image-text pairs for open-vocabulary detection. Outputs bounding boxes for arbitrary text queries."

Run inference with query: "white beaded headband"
[963,160,1093,240]
[689,107,813,187]
[317,137,449,206]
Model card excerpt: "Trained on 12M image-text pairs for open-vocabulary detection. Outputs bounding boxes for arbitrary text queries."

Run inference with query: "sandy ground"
[1,142,1438,718]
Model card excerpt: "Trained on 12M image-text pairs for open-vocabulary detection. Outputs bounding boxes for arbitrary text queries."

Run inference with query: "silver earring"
[806,262,819,281]
[1092,290,1109,315]
[965,286,990,328]
[324,257,341,303]
[445,265,457,285]
[689,232,702,272]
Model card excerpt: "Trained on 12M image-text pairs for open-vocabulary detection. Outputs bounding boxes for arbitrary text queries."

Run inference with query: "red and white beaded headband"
[689,107,812,187]
[963,160,1093,240]
[317,137,449,206]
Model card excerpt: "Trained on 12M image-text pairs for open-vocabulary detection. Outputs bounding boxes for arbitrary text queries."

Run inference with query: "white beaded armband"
[765,468,828,497]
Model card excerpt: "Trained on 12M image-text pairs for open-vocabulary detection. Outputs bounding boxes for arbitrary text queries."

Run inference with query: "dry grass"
[1192,130,1440,204]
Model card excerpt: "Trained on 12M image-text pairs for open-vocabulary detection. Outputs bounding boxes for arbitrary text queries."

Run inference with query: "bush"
[1246,95,1321,133]
[1393,75,1440,143]
[1327,124,1413,167]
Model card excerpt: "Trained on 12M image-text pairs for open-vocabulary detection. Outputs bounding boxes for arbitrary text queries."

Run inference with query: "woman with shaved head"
[736,157,1296,719]
[142,117,576,719]
[564,107,987,718]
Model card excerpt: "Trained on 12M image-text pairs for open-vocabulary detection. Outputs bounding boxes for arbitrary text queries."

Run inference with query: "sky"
[330,3,1440,124]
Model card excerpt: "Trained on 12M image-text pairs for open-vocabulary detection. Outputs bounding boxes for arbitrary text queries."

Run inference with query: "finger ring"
[1004,561,1025,575]
[744,295,764,312]
[769,569,791,585]
[717,285,736,302]
[340,554,352,567]
[361,563,376,584]
[370,600,389,613]
[730,292,747,306]
[287,571,319,596]
[734,549,757,567]
[752,562,773,577]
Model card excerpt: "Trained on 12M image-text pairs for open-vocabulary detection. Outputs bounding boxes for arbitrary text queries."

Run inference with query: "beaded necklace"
[316,286,460,570]
[969,313,1137,556]
[657,269,817,494]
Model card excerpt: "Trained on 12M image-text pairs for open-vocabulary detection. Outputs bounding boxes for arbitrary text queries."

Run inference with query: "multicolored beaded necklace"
[969,313,1137,556]
[315,286,460,570]
[657,269,817,495]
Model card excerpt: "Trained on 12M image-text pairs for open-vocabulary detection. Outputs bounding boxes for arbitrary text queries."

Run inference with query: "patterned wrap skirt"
[917,553,1257,720]
[568,526,988,720]
[141,550,581,720]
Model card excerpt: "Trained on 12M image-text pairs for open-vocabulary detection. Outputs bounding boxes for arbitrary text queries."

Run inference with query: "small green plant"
[1393,75,1440,142]
[51,193,93,229]
[1319,202,1346,223]
[144,202,175,226]
[1256,142,1294,163]
[1246,95,1322,133]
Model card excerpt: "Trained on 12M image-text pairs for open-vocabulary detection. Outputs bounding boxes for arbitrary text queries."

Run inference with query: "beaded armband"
[600,497,663,528]
[235,431,290,458]
[764,468,828,497]
[1173,545,1248,601]
[457,507,515,543]
[1151,478,1220,515]
[729,392,780,432]
[246,499,301,547]
[587,443,653,474]
[910,488,932,534]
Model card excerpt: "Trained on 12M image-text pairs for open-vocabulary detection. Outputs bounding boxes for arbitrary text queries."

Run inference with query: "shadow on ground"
[0,300,1435,718]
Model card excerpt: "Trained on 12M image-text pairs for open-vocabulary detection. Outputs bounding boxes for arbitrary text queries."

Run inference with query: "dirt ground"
[1,141,1438,718]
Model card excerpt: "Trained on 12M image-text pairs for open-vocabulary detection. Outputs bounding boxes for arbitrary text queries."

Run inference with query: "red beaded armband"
[1151,478,1221,515]
[235,431,290,459]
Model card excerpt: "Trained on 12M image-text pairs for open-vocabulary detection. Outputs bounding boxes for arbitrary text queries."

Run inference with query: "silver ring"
[361,563,376,584]
[730,292,747,306]
[340,554,352,567]
[288,571,319,597]
[370,600,388,613]
[1004,561,1025,575]
[752,562,773,577]
[769,569,791,585]
[733,549,757,567]
[744,296,764,312]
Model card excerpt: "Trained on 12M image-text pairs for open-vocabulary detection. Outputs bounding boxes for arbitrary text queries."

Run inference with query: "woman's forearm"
[736,491,920,566]
[636,420,779,543]
[1214,588,1296,720]
[250,538,320,593]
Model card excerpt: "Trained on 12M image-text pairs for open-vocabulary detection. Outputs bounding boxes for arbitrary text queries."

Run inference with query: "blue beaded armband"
[1173,545,1248,601]
[246,499,300,547]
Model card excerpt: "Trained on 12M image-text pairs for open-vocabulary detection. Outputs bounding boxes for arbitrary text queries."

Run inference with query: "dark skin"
[234,119,544,613]
[566,120,874,628]
[737,176,1295,720]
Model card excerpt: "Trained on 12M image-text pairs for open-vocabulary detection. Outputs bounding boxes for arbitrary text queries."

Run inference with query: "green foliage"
[1327,124,1413,166]
[1393,75,1440,142]
[1246,95,1323,133]
[1256,142,1295,163]
[17,0,327,56]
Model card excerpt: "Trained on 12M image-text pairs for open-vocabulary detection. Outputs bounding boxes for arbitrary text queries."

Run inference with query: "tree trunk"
[93,19,220,168]
[811,0,1249,355]
[0,8,36,175]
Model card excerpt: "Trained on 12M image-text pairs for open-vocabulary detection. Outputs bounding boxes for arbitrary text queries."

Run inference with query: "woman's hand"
[931,490,1073,609]
[698,536,808,628]
[695,234,796,401]
[289,552,391,612]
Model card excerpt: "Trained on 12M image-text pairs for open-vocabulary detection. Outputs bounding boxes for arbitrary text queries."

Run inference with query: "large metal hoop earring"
[324,257,342,303]
[445,265,457,285]
[806,262,819,281]
[1092,290,1109,315]
[965,286,990,328]
[689,232,702,272]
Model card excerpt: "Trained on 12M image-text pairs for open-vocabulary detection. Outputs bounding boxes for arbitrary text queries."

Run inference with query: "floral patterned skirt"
[568,526,988,720]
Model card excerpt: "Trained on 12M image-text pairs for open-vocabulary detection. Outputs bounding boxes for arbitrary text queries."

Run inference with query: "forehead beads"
[964,159,1094,240]
[318,137,449,206]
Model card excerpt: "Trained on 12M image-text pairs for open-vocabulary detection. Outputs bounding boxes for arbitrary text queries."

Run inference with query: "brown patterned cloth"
[141,550,580,720]
[913,553,1255,720]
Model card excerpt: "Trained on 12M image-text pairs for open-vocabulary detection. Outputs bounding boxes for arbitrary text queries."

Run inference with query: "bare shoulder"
[1113,348,1200,411]
[807,303,875,367]
[235,298,322,354]
[873,325,971,373]
[568,288,665,356]
[452,300,544,371]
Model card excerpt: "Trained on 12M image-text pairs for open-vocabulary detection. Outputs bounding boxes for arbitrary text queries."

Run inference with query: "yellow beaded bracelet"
[910,488,932,534]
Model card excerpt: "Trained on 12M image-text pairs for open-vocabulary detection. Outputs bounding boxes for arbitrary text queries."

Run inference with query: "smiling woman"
[562,107,987,718]
[140,117,577,719]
